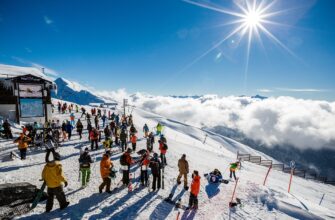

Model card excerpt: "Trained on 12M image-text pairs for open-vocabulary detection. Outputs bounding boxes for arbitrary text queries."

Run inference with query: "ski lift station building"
[0,64,56,124]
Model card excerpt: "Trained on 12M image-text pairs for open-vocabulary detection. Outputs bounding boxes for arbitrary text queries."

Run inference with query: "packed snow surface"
[0,100,334,220]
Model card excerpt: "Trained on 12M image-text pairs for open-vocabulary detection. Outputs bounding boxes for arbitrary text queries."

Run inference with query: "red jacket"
[131,135,137,144]
[159,142,167,154]
[90,130,99,140]
[191,175,201,196]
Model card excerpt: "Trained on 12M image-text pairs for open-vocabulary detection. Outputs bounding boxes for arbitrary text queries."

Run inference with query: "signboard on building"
[20,98,44,117]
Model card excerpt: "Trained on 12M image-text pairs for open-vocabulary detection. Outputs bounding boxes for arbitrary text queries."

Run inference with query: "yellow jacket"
[42,161,67,188]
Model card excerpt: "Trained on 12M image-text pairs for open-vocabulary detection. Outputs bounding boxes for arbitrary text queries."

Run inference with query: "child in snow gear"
[76,119,83,139]
[79,148,94,187]
[159,140,168,166]
[187,170,200,210]
[99,153,113,193]
[156,123,163,136]
[120,148,134,186]
[177,154,189,190]
[143,123,149,137]
[90,128,99,150]
[230,162,240,181]
[149,153,162,191]
[70,113,75,126]
[131,134,137,152]
[120,129,128,152]
[14,133,31,160]
[140,150,150,186]
[42,150,69,212]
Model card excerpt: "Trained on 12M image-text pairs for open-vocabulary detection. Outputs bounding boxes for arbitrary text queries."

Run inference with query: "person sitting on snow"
[208,168,223,183]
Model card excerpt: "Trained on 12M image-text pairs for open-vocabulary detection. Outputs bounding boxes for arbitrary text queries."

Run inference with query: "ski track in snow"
[0,100,335,220]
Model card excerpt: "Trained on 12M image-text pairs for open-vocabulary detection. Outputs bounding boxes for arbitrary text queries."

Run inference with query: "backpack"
[120,154,127,166]
[163,143,168,150]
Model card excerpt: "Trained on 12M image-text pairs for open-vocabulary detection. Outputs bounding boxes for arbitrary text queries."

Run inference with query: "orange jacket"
[191,175,201,196]
[14,135,31,150]
[100,155,112,179]
[131,135,137,144]
[159,142,167,154]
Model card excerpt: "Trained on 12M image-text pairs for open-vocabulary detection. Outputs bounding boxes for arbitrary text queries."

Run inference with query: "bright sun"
[244,10,261,27]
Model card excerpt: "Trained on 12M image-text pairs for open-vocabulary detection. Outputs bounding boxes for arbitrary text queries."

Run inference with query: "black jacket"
[79,152,93,168]
[149,157,161,175]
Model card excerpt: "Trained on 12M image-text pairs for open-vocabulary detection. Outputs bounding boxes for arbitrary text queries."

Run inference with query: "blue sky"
[0,0,334,100]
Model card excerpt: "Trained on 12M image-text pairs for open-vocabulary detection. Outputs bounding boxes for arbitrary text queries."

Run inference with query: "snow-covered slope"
[52,78,105,105]
[1,99,334,220]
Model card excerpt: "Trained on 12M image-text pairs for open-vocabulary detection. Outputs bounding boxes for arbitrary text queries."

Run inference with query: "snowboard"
[31,181,46,209]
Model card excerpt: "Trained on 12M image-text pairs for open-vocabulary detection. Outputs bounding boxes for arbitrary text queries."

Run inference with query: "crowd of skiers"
[1,101,242,212]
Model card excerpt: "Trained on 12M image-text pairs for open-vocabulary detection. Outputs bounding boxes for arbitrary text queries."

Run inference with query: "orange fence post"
[263,165,272,186]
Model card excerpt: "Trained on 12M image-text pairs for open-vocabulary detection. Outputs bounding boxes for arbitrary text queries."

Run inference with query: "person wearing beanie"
[79,148,94,187]
[42,150,69,212]
[187,170,200,210]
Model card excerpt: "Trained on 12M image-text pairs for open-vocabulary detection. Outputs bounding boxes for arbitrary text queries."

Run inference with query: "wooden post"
[263,165,272,186]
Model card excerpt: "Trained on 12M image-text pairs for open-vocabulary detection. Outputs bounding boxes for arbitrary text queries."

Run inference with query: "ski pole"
[176,211,180,220]
[230,177,239,205]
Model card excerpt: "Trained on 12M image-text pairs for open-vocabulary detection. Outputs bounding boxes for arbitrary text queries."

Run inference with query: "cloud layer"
[98,90,335,151]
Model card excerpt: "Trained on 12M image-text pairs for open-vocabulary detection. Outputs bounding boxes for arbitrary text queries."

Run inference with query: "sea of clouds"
[97,90,335,151]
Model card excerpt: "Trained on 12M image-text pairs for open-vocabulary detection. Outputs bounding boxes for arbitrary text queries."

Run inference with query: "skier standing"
[94,115,99,129]
[14,133,31,160]
[61,121,67,141]
[79,148,93,187]
[101,114,107,128]
[66,121,73,140]
[70,113,75,126]
[130,134,137,152]
[87,122,92,141]
[120,148,134,186]
[177,154,189,190]
[76,119,83,140]
[149,153,162,191]
[90,128,99,150]
[120,129,128,152]
[104,125,111,140]
[143,123,149,137]
[99,153,113,193]
[158,140,168,166]
[229,162,240,181]
[147,132,155,152]
[187,170,200,210]
[156,123,163,136]
[140,150,150,186]
[3,119,13,139]
[42,151,69,212]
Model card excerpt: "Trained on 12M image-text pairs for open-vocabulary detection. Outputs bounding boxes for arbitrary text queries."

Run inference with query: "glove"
[64,181,68,187]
